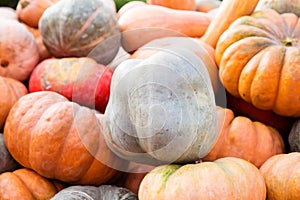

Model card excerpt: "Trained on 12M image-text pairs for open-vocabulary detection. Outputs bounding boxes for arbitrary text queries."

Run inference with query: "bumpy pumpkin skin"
[0,76,28,130]
[0,19,39,81]
[0,168,64,200]
[203,107,285,167]
[216,9,300,117]
[139,157,266,200]
[255,0,300,16]
[260,152,300,200]
[146,0,196,10]
[3,91,121,185]
[39,0,121,65]
[29,57,113,113]
[289,119,300,152]
[0,134,20,173]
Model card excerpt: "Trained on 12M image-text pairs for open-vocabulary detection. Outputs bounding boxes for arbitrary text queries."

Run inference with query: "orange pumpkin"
[3,91,123,185]
[139,157,266,200]
[0,76,28,130]
[0,168,64,200]
[203,106,285,167]
[216,9,300,117]
[146,0,196,10]
[260,152,300,200]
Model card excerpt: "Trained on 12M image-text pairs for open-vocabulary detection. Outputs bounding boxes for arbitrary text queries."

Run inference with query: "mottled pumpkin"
[216,9,300,117]
[0,168,64,200]
[4,91,122,185]
[139,157,266,200]
[289,119,300,152]
[39,0,121,65]
[260,152,300,200]
[0,134,20,173]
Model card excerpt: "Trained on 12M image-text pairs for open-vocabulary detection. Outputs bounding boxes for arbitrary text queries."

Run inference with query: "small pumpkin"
[29,57,113,113]
[104,49,218,165]
[0,134,20,173]
[0,76,28,130]
[146,0,196,10]
[16,0,59,28]
[0,7,17,20]
[260,152,300,200]
[39,0,121,65]
[4,91,123,185]
[139,157,266,200]
[0,168,64,200]
[288,119,300,152]
[255,0,300,16]
[216,9,300,117]
[51,185,137,200]
[0,19,39,81]
[203,106,285,167]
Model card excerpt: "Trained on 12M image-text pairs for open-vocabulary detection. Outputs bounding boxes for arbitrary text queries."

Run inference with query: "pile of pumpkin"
[1,0,300,199]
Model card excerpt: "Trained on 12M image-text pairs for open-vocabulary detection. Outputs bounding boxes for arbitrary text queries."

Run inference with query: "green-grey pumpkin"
[0,134,20,173]
[289,119,300,152]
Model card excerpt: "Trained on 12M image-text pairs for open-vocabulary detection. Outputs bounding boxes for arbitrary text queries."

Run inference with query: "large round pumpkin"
[139,157,266,200]
[216,9,300,117]
[0,19,39,81]
[260,152,300,200]
[39,0,121,65]
[0,168,64,200]
[3,91,123,185]
[0,76,28,130]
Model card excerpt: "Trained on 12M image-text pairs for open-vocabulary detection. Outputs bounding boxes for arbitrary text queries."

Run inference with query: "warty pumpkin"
[216,9,300,117]
[203,106,285,167]
[139,157,266,200]
[288,119,300,152]
[260,152,300,200]
[0,168,64,200]
[146,0,196,10]
[39,0,121,65]
[0,134,20,173]
[3,91,123,185]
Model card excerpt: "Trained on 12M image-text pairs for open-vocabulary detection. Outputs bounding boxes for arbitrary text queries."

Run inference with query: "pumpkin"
[39,0,121,65]
[139,157,266,200]
[216,9,300,117]
[0,19,39,81]
[3,91,123,185]
[104,48,218,165]
[255,0,300,16]
[203,106,285,167]
[0,134,20,173]
[117,1,147,19]
[51,185,137,200]
[118,5,212,52]
[201,0,259,48]
[0,7,17,20]
[260,152,300,200]
[146,0,196,10]
[29,57,113,113]
[288,119,300,152]
[16,0,59,28]
[0,76,28,130]
[0,168,64,200]
[196,0,221,12]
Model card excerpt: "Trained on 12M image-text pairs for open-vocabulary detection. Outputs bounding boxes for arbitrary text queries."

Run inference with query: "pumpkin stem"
[21,1,30,9]
[0,60,9,68]
[282,37,295,46]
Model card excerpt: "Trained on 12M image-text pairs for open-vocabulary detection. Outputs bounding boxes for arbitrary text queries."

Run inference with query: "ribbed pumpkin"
[3,91,122,185]
[216,9,300,117]
[139,157,266,200]
[260,152,300,200]
[29,57,113,113]
[0,19,39,81]
[0,134,20,173]
[146,0,196,10]
[39,0,121,65]
[0,168,64,200]
[289,119,300,152]
[255,0,300,16]
[0,76,28,130]
[203,106,285,167]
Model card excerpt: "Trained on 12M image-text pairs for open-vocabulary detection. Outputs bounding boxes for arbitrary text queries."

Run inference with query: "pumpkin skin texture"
[255,0,300,16]
[146,0,196,10]
[0,168,64,200]
[29,57,113,113]
[139,157,266,200]
[39,0,121,65]
[104,49,218,165]
[196,0,221,12]
[0,76,28,130]
[260,152,300,200]
[51,185,137,200]
[0,134,20,173]
[0,19,39,81]
[216,9,300,117]
[203,107,285,167]
[289,119,300,152]
[117,1,147,19]
[3,91,121,185]
[0,7,17,20]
